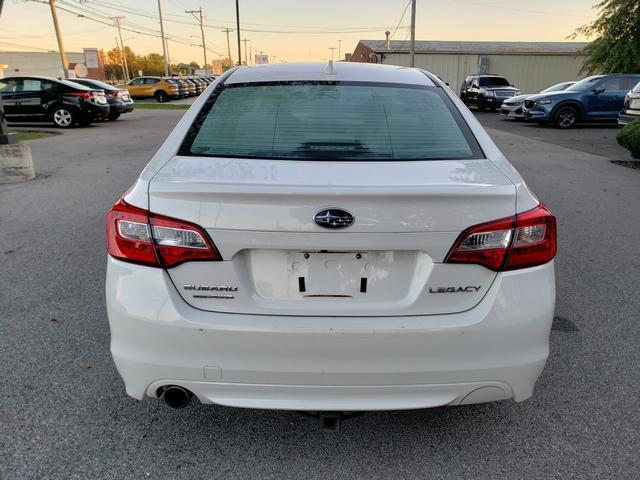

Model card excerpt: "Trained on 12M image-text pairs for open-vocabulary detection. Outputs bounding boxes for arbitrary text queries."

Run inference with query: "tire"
[108,111,121,121]
[477,96,485,112]
[51,107,75,128]
[554,105,578,129]
[155,90,168,103]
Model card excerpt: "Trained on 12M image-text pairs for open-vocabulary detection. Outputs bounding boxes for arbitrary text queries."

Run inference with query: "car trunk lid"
[149,156,516,316]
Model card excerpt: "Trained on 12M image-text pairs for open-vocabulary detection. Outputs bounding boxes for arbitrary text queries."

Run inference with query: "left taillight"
[106,197,221,268]
[445,203,556,271]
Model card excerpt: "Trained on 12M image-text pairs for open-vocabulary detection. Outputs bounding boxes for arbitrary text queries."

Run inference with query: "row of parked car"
[119,75,216,102]
[0,73,216,128]
[460,73,640,129]
[0,76,134,127]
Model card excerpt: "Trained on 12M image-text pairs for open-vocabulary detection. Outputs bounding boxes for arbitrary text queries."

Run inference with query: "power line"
[449,0,592,18]
[91,0,397,32]
[63,0,399,35]
[0,41,54,51]
[390,0,411,39]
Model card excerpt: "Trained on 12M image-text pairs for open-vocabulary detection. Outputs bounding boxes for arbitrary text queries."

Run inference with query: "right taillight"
[445,203,556,271]
[106,197,221,268]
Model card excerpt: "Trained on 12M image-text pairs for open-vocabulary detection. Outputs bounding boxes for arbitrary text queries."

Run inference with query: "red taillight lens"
[70,91,99,99]
[149,213,221,267]
[106,198,221,268]
[445,204,556,271]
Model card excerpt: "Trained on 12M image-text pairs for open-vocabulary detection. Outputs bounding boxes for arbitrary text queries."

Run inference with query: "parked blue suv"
[523,74,640,128]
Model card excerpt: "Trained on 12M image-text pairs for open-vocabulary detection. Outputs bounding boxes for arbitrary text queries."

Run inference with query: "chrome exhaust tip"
[161,385,193,409]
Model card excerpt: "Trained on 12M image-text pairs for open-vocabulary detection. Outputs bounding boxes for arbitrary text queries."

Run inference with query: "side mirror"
[593,88,605,94]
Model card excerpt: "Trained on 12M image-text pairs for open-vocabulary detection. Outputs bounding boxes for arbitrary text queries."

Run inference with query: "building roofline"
[357,40,588,55]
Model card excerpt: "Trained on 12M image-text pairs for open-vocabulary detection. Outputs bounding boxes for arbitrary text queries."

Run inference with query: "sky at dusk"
[0,0,599,64]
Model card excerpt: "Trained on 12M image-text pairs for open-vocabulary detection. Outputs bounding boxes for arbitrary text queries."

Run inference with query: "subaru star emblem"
[313,208,355,229]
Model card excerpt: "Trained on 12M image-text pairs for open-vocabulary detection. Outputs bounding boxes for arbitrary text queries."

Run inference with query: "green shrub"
[617,120,640,159]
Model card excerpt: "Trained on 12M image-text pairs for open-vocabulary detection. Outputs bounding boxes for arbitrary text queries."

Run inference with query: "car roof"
[3,74,64,82]
[224,62,436,86]
[3,75,92,90]
[66,78,118,90]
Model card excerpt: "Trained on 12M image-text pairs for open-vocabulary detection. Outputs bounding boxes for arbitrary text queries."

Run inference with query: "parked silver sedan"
[501,81,576,120]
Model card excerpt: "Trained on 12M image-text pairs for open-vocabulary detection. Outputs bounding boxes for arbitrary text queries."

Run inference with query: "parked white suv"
[106,63,556,416]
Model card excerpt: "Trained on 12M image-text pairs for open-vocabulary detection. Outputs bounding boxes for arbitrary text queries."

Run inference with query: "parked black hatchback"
[460,75,519,111]
[0,76,109,128]
[66,78,134,121]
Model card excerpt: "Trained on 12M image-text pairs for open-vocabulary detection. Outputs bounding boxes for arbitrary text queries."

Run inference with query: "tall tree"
[573,0,640,74]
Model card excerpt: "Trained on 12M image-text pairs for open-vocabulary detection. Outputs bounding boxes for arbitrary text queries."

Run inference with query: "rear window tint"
[182,82,482,161]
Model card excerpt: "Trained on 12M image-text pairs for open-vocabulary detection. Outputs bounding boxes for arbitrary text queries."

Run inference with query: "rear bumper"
[115,102,135,113]
[106,257,555,411]
[79,103,110,121]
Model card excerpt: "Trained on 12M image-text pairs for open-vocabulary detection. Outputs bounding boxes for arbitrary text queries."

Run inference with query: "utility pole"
[329,47,336,61]
[113,17,129,81]
[272,55,276,64]
[165,37,171,73]
[409,0,416,67]
[249,45,252,64]
[156,0,169,76]
[235,0,242,65]
[114,36,127,82]
[221,28,233,68]
[241,38,250,65]
[49,0,69,77]
[338,40,342,61]
[0,0,16,144]
[186,7,207,73]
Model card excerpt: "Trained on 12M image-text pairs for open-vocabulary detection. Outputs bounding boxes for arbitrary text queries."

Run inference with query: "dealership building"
[0,49,106,80]
[350,40,588,94]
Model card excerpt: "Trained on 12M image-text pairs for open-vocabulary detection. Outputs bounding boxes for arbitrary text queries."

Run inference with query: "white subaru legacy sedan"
[106,63,556,413]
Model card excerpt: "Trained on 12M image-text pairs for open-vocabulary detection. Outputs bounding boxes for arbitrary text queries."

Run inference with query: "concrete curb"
[0,142,35,183]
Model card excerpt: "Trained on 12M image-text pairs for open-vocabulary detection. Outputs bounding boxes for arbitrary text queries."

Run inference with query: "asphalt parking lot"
[2,109,639,479]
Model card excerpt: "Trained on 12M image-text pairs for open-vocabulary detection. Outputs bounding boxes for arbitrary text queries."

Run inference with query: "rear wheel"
[477,96,485,111]
[155,90,168,103]
[554,105,578,129]
[51,107,75,128]
[108,111,121,121]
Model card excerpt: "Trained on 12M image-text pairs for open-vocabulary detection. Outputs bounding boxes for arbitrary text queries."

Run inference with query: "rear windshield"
[181,82,482,161]
[479,77,510,87]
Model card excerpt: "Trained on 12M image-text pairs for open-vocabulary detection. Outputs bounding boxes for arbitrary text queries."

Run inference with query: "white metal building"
[351,40,589,94]
[0,49,105,79]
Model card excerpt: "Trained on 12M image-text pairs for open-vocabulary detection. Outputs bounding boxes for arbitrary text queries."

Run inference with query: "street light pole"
[156,0,169,76]
[409,0,416,67]
[235,0,242,65]
[49,0,69,77]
